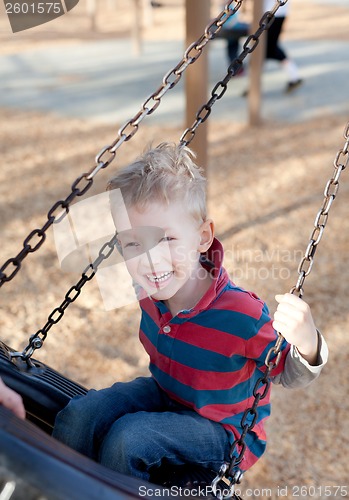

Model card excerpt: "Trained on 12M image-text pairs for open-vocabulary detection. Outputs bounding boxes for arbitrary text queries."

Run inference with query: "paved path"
[1,12,349,127]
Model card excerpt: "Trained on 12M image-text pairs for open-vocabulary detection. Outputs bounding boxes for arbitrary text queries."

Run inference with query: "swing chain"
[181,2,282,147]
[292,122,349,297]
[211,120,349,497]
[0,0,244,289]
[10,233,119,364]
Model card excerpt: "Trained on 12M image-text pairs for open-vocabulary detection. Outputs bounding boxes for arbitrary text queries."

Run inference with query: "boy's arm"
[271,330,329,388]
[271,293,329,388]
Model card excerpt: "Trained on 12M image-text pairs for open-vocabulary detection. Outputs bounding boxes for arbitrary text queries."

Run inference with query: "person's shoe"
[285,79,303,93]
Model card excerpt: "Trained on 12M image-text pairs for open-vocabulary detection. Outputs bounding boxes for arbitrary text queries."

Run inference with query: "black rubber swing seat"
[0,405,151,500]
[0,341,239,499]
[0,341,88,433]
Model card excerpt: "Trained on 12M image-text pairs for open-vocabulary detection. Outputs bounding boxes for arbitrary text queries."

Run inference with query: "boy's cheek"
[124,260,138,280]
[171,247,199,265]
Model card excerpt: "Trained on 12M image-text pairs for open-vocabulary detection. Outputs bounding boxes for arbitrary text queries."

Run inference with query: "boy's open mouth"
[146,271,173,285]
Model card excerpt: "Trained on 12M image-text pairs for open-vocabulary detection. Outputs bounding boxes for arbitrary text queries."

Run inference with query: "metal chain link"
[180,1,285,147]
[0,0,244,288]
[291,122,349,297]
[212,122,349,498]
[10,233,119,364]
[3,0,349,492]
[3,0,249,361]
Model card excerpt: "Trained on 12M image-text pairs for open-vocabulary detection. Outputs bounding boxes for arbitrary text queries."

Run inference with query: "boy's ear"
[198,219,214,252]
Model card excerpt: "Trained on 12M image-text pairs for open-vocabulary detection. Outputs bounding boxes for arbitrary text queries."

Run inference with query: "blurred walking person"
[265,0,303,92]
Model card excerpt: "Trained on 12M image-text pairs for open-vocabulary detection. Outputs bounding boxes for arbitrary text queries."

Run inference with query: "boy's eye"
[124,241,140,248]
[160,236,175,242]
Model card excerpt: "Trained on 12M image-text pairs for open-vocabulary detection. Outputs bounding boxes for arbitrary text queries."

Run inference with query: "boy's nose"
[139,246,162,270]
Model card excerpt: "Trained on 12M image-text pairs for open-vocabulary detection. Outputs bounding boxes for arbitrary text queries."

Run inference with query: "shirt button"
[163,325,171,333]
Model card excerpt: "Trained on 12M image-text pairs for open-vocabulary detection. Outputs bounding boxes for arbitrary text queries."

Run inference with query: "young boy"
[53,143,328,481]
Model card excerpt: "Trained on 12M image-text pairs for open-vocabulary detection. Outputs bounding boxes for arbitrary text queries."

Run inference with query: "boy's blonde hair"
[107,142,207,223]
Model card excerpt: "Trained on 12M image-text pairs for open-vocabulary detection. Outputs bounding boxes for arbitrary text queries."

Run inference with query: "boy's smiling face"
[114,200,214,311]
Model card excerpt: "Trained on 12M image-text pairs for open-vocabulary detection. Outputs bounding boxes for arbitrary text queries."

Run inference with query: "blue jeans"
[53,377,231,481]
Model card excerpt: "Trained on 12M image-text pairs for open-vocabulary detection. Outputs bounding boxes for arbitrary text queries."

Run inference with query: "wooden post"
[142,0,154,27]
[87,0,97,31]
[248,0,266,126]
[185,0,210,172]
[132,0,142,56]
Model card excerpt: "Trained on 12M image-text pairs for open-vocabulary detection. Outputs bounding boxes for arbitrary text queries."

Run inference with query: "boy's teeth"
[147,272,172,283]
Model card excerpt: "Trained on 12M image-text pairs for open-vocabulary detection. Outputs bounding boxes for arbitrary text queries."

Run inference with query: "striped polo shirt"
[139,238,290,471]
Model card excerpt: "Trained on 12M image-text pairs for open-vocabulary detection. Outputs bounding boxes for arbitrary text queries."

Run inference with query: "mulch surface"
[1,1,348,497]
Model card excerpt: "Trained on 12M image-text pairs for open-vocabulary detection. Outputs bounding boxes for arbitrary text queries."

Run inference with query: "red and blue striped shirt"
[139,238,290,471]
